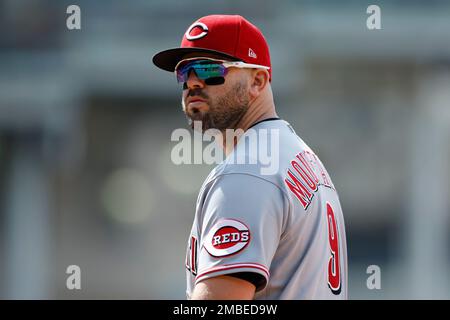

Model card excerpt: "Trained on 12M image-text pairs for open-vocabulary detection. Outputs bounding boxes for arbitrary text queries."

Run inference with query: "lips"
[186,97,206,105]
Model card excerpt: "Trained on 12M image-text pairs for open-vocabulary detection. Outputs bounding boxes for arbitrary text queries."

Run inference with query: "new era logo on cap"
[248,48,257,59]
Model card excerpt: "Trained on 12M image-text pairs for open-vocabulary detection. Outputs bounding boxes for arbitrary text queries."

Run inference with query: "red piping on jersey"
[195,263,270,283]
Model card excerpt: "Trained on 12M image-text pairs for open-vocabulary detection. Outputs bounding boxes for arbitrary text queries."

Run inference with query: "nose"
[185,69,205,89]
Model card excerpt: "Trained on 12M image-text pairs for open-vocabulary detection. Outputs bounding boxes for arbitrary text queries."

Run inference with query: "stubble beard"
[183,81,250,133]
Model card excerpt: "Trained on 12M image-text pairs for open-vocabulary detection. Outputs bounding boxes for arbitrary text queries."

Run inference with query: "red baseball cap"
[152,15,272,80]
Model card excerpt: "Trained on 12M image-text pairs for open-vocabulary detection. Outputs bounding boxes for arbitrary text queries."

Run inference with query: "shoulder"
[204,172,287,202]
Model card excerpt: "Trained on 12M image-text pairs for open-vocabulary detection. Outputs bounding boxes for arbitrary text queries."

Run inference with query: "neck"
[222,89,278,155]
[235,100,277,132]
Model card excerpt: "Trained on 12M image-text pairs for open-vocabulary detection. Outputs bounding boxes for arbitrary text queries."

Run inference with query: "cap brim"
[152,47,240,72]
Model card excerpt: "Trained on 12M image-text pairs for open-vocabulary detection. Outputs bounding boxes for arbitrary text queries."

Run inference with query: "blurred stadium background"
[0,0,449,299]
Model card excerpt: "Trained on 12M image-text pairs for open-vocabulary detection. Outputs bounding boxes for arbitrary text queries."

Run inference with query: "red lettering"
[327,203,341,294]
[285,169,312,209]
[186,236,198,275]
[313,153,333,188]
[296,152,319,184]
[291,160,318,192]
[191,236,197,275]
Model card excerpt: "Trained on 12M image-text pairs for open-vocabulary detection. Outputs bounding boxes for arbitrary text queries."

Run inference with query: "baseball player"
[153,15,347,300]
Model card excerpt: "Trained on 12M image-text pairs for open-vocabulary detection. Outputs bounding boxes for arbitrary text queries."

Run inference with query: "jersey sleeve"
[195,173,287,292]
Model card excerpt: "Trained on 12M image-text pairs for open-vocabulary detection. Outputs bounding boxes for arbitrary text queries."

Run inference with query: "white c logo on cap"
[185,22,209,41]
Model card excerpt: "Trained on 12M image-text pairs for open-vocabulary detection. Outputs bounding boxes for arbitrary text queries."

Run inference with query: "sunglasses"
[174,57,270,85]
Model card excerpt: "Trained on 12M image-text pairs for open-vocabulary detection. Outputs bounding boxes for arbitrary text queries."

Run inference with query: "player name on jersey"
[284,150,334,210]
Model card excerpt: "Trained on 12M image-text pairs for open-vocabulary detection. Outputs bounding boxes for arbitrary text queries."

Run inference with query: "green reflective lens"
[176,60,228,83]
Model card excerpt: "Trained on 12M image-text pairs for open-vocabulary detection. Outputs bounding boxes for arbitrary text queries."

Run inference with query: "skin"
[181,52,278,156]
[191,275,256,300]
[179,53,278,300]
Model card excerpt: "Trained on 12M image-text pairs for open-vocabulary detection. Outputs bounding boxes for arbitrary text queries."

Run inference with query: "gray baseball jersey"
[185,119,348,299]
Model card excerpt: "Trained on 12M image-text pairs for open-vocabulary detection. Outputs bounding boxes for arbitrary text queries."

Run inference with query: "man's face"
[180,59,251,132]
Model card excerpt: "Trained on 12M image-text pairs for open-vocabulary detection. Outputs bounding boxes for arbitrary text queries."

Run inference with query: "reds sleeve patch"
[203,219,250,257]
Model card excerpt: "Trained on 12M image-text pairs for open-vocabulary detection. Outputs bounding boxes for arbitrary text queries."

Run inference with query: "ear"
[248,69,270,99]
